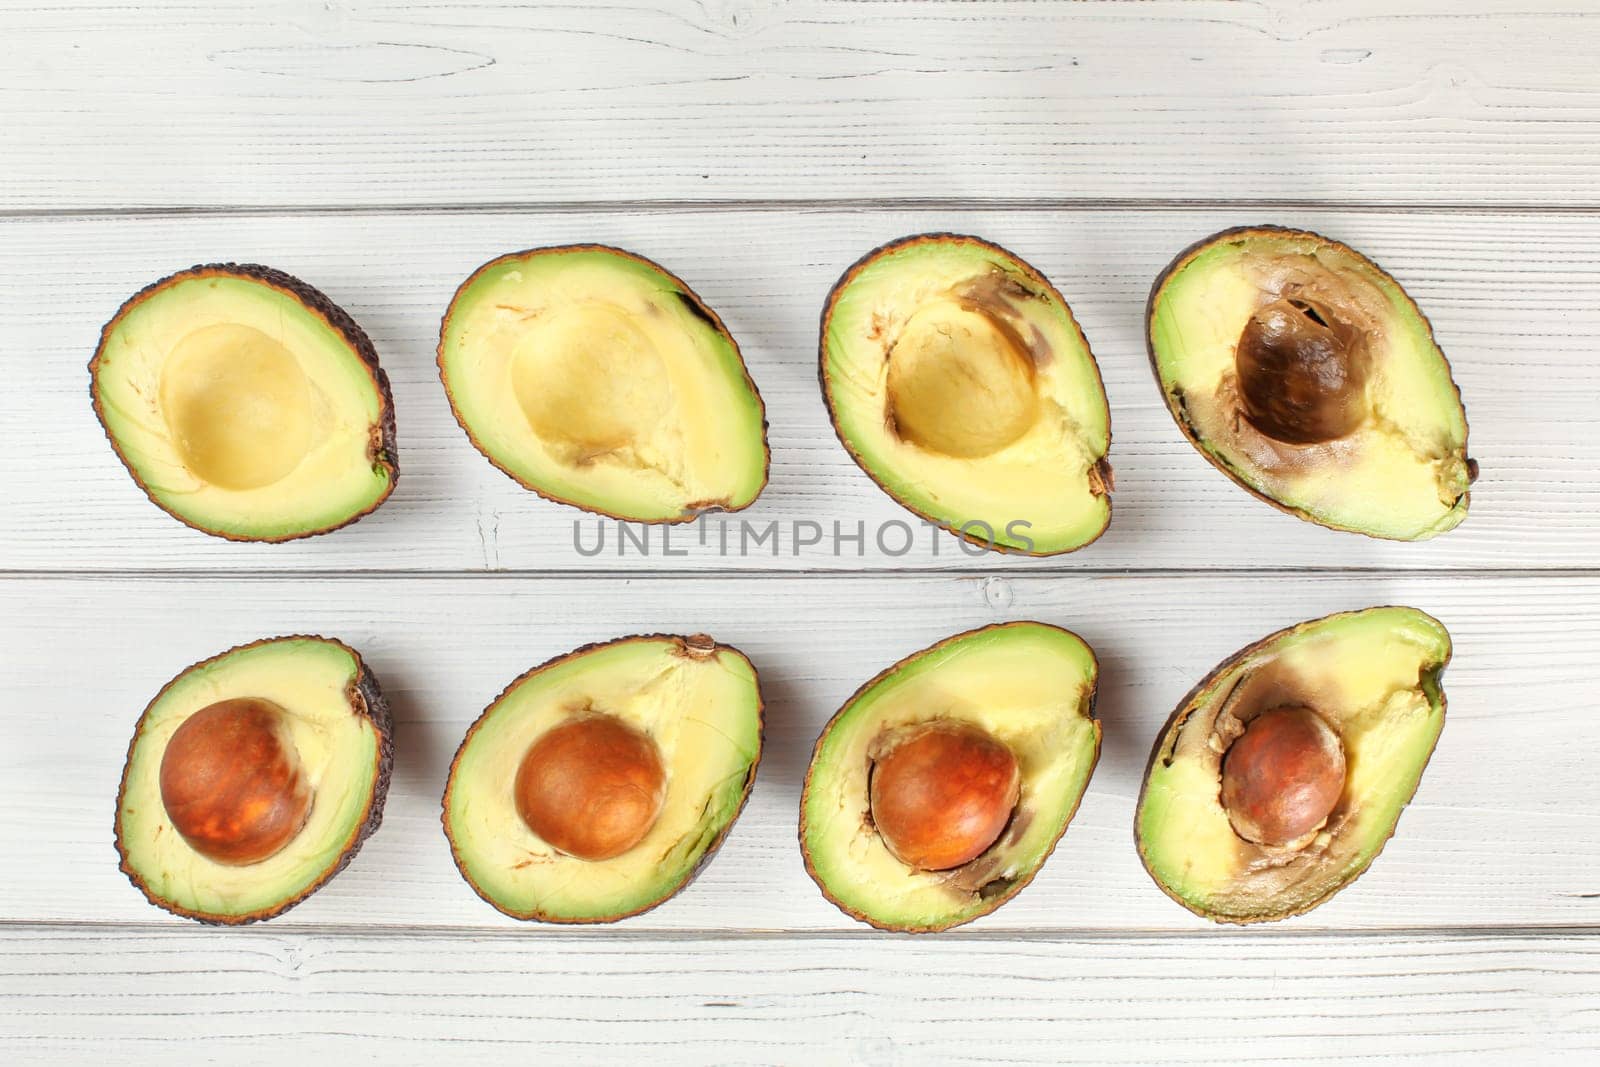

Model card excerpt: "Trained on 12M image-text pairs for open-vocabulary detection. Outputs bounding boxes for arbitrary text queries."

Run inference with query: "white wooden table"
[3,2,1598,1061]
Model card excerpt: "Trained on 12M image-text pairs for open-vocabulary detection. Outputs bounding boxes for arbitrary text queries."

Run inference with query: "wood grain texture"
[4,206,1596,572]
[3,1,1599,210]
[4,573,1597,932]
[1,927,1595,1064]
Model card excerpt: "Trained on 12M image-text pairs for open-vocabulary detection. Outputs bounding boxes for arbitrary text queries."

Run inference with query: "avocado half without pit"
[442,634,763,922]
[438,246,770,523]
[114,636,393,923]
[820,234,1113,555]
[801,622,1101,932]
[91,265,398,541]
[1146,227,1474,540]
[1135,606,1451,923]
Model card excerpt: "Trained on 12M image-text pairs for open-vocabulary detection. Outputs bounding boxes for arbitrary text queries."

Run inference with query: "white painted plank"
[0,927,1594,1064]
[3,1,1600,209]
[3,573,1597,931]
[4,207,1595,571]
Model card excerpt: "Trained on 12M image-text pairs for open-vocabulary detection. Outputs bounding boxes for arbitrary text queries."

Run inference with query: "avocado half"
[820,234,1113,555]
[1135,606,1450,924]
[91,265,398,541]
[442,633,763,923]
[1147,227,1474,540]
[438,246,770,523]
[800,622,1101,932]
[114,636,394,924]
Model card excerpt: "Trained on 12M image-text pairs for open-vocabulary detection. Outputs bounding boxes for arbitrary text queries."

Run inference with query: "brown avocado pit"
[868,720,1021,871]
[158,697,314,866]
[1219,705,1346,849]
[514,713,668,862]
[1235,297,1371,445]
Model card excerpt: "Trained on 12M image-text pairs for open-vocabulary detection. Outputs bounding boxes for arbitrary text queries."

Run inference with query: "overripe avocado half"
[91,265,398,541]
[800,622,1101,932]
[820,234,1113,555]
[1135,606,1450,924]
[438,246,769,523]
[442,634,763,923]
[1147,227,1474,540]
[114,636,393,924]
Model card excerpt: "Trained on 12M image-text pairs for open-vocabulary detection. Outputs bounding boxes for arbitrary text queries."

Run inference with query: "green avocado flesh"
[800,622,1101,932]
[821,235,1112,554]
[439,247,769,522]
[1136,607,1450,924]
[443,635,762,923]
[1147,228,1472,540]
[91,266,397,541]
[115,637,390,924]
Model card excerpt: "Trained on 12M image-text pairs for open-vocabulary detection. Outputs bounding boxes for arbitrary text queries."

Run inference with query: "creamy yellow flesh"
[824,240,1111,553]
[1149,236,1471,539]
[445,638,761,921]
[802,623,1100,930]
[1137,608,1449,921]
[94,274,390,538]
[440,250,767,521]
[117,639,381,919]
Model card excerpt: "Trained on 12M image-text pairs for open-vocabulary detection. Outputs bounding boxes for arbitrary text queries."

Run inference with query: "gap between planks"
[3,568,1598,582]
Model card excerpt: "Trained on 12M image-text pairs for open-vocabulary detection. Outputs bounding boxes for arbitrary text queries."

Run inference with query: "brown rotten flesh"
[869,720,1021,870]
[158,698,314,866]
[1220,705,1346,848]
[1235,297,1371,445]
[515,714,668,861]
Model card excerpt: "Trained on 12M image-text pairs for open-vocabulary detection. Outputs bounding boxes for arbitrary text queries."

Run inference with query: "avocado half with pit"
[820,234,1113,554]
[1136,606,1450,924]
[800,622,1101,932]
[442,634,763,923]
[1147,227,1474,540]
[91,265,398,541]
[438,246,769,522]
[114,636,393,924]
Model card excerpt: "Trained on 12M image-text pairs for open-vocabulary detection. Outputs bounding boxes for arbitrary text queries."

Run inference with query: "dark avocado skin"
[113,635,395,926]
[1144,225,1477,537]
[818,232,1114,556]
[1132,606,1450,924]
[798,620,1102,933]
[440,633,765,924]
[436,245,771,523]
[89,263,400,542]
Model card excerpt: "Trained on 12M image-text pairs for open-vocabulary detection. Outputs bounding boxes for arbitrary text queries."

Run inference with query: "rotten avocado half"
[1136,606,1450,924]
[115,636,393,924]
[820,234,1113,555]
[442,634,763,923]
[438,246,769,523]
[91,265,398,541]
[1147,227,1474,540]
[800,622,1101,932]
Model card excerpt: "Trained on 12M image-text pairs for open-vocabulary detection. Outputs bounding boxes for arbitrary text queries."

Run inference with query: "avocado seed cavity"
[1220,705,1346,848]
[159,323,315,490]
[512,302,673,459]
[1235,297,1371,445]
[515,713,667,861]
[869,720,1021,871]
[885,302,1039,459]
[158,698,314,866]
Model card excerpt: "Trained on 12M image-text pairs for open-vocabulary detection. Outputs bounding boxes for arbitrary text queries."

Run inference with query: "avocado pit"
[157,697,314,866]
[1235,297,1371,446]
[1219,705,1346,848]
[869,720,1021,871]
[514,713,668,861]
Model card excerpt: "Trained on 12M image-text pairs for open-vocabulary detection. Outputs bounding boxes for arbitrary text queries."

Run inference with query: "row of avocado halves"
[116,604,1451,931]
[91,226,1476,550]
